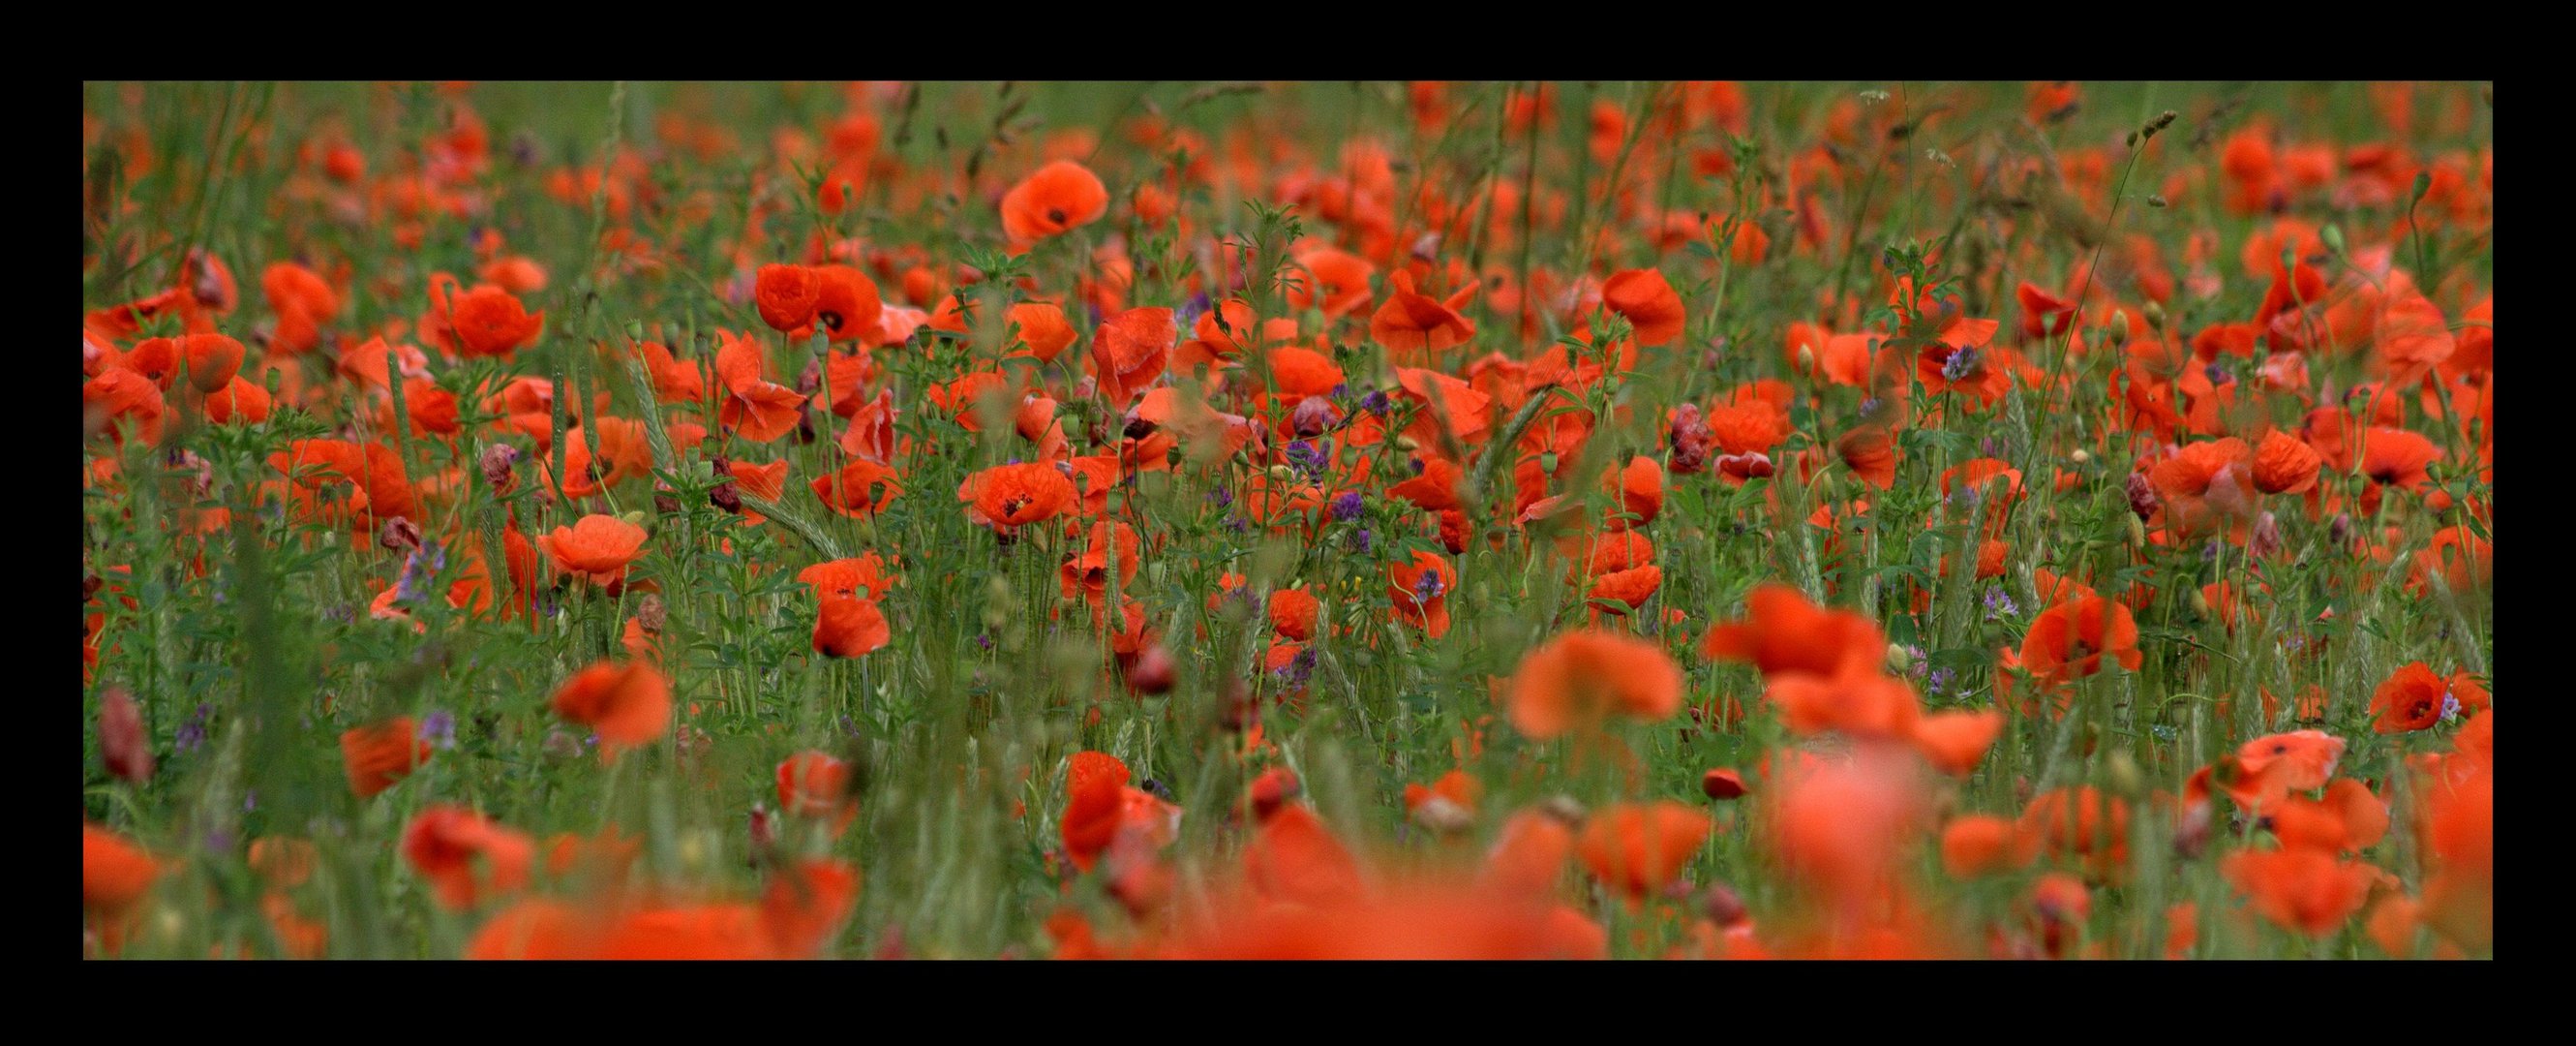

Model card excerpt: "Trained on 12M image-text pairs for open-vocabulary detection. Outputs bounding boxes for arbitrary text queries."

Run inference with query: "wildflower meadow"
[80,81,2493,960]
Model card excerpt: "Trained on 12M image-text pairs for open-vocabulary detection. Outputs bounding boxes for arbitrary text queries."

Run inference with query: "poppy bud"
[1886,643,1912,673]
[679,827,712,873]
[1537,795,1587,826]
[479,444,521,493]
[1412,795,1474,835]
[2107,753,2145,798]
[2141,300,2166,333]
[1702,883,1749,928]
[2173,812,2210,860]
[1249,767,1301,820]
[748,803,777,858]
[1797,342,1816,371]
[2125,472,2159,518]
[1218,680,1260,732]
[1290,397,1338,438]
[2125,513,2148,548]
[1128,644,1177,694]
[2249,511,2284,559]
[378,516,422,553]
[2320,224,2347,256]
[2071,448,2090,465]
[100,686,153,784]
[1267,464,1297,483]
[619,510,649,533]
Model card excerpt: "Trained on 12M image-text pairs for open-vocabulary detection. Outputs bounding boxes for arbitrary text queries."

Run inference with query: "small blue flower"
[1984,587,2019,621]
[1288,441,1333,478]
[175,703,212,754]
[1413,570,1446,604]
[417,709,458,751]
[1330,491,1364,522]
[1940,347,1981,383]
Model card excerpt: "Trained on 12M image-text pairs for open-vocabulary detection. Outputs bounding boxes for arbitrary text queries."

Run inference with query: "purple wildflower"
[417,709,458,751]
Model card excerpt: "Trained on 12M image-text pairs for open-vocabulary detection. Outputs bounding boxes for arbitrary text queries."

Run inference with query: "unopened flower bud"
[1291,396,1339,438]
[100,686,153,784]
[708,471,742,514]
[1410,795,1474,835]
[2107,753,2144,797]
[1128,644,1177,694]
[2125,472,2160,519]
[479,444,521,493]
[2249,511,2284,559]
[1702,883,1749,928]
[378,516,423,553]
